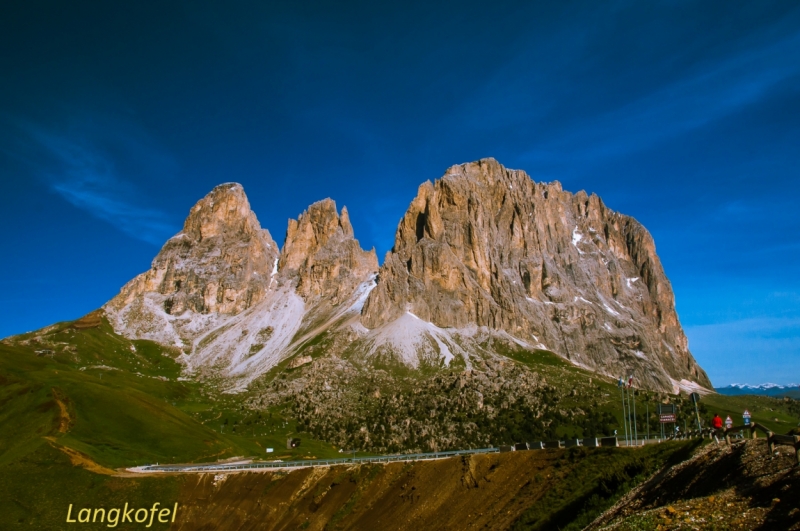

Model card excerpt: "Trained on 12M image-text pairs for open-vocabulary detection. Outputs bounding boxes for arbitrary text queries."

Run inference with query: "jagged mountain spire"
[279,198,378,301]
[106,183,279,318]
[103,185,378,390]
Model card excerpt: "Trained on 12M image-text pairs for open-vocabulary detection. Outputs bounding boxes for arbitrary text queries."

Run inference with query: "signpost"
[725,416,733,429]
[743,409,751,426]
[658,404,675,439]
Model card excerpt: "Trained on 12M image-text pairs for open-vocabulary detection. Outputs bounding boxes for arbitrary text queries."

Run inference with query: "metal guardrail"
[138,436,630,473]
[667,422,800,465]
[140,447,500,473]
[668,428,716,441]
[721,423,800,464]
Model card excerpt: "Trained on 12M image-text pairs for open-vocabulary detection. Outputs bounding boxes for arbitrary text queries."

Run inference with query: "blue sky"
[1,1,798,386]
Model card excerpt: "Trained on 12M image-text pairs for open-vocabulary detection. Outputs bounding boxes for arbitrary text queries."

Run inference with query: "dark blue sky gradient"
[2,1,798,385]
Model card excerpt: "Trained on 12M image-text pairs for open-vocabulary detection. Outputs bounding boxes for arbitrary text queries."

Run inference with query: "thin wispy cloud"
[15,121,177,245]
[432,4,800,169]
[521,31,800,165]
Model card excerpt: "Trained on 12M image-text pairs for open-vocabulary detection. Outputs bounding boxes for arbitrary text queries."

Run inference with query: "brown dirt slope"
[171,444,689,531]
[71,309,103,329]
[44,437,117,476]
[586,439,800,530]
[51,387,72,433]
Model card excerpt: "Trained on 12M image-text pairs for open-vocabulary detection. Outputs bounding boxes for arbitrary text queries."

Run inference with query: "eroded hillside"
[587,439,800,530]
[171,443,693,531]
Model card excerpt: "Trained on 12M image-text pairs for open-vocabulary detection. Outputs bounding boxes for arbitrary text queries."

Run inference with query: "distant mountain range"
[715,384,800,398]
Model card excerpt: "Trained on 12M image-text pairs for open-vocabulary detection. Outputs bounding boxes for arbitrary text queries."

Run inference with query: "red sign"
[659,414,676,423]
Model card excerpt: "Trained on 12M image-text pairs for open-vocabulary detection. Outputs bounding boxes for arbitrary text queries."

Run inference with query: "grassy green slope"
[3,314,797,466]
[491,342,799,440]
[703,392,800,432]
[0,327,243,468]
[0,443,184,530]
[1,322,343,466]
[0,312,798,530]
[0,312,347,528]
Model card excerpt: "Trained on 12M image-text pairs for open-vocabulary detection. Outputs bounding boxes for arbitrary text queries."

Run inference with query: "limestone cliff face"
[106,183,279,317]
[361,158,710,392]
[279,199,378,302]
[101,161,709,393]
[103,186,377,389]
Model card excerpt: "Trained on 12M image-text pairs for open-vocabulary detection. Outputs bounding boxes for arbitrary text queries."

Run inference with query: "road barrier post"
[795,435,800,466]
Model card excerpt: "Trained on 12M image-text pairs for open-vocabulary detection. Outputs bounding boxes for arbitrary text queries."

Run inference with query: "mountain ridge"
[716,383,800,398]
[100,158,708,394]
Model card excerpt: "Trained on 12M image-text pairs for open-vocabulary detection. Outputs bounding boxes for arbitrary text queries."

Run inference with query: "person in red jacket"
[711,413,724,443]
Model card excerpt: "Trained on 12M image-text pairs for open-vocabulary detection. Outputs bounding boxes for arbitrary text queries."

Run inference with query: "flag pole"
[619,378,629,446]
[626,376,633,447]
[632,382,638,445]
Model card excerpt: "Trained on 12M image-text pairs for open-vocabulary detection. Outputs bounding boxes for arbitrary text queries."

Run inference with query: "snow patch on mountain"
[672,378,715,396]
[725,383,799,390]
[182,286,306,391]
[363,312,466,368]
[571,227,584,254]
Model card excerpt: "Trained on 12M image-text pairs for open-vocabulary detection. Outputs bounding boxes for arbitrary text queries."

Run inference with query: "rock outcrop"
[108,183,279,317]
[361,158,710,392]
[103,186,377,390]
[279,199,378,302]
[102,159,710,394]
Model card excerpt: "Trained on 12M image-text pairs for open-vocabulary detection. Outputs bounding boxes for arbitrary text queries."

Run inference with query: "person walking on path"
[712,413,723,443]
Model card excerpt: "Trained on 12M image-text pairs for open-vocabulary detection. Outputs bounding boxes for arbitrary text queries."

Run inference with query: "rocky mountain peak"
[182,183,264,242]
[361,158,710,392]
[280,198,348,271]
[279,198,377,301]
[105,183,278,330]
[101,160,710,394]
[103,186,378,389]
